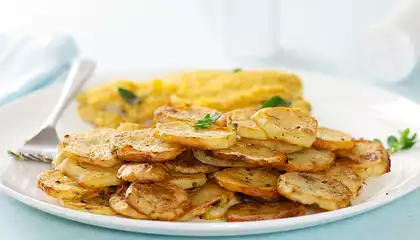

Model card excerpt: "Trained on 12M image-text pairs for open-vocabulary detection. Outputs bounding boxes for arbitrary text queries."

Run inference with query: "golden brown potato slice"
[37,170,103,200]
[169,172,208,189]
[109,187,149,219]
[178,181,235,221]
[337,157,390,180]
[164,150,220,174]
[192,149,257,168]
[214,168,281,201]
[335,139,390,179]
[56,158,123,188]
[226,201,305,222]
[125,182,190,220]
[154,121,237,150]
[61,129,122,167]
[282,148,335,172]
[312,127,355,151]
[226,107,269,140]
[318,162,363,199]
[251,107,318,147]
[60,195,116,216]
[201,194,241,220]
[335,139,388,164]
[210,141,287,168]
[117,163,170,183]
[277,172,352,210]
[154,105,225,126]
[112,128,185,162]
[116,122,151,131]
[241,138,304,154]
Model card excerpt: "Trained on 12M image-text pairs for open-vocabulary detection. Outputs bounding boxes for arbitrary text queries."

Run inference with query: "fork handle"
[45,59,96,127]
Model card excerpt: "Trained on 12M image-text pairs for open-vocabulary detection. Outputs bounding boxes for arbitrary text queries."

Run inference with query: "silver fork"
[7,59,96,163]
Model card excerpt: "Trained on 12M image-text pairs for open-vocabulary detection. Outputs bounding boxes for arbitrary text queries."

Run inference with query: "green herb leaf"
[373,138,382,144]
[118,87,143,105]
[233,68,242,73]
[376,128,417,154]
[196,112,222,130]
[387,136,398,147]
[261,96,291,109]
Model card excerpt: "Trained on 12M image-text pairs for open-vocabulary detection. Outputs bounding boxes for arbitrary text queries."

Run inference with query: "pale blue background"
[1,0,420,239]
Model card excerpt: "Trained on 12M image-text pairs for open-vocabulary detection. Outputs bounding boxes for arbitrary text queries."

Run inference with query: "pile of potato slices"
[37,105,390,222]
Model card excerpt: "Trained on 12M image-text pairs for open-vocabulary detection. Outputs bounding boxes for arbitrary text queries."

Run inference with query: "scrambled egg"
[77,70,310,128]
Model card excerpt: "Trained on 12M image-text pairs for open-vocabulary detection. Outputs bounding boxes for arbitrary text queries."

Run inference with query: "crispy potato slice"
[226,201,305,222]
[282,148,335,172]
[112,128,185,162]
[335,139,390,179]
[56,158,122,188]
[337,157,390,180]
[210,141,287,168]
[312,127,355,150]
[201,194,241,220]
[154,121,236,150]
[277,172,352,210]
[178,181,235,221]
[61,130,122,167]
[193,149,257,168]
[335,139,388,164]
[154,105,224,126]
[116,122,151,131]
[109,187,149,219]
[37,170,103,200]
[226,107,268,140]
[164,150,220,174]
[60,195,116,216]
[169,172,208,189]
[241,138,303,154]
[318,162,363,199]
[125,182,190,220]
[251,107,318,147]
[117,163,170,183]
[214,168,281,201]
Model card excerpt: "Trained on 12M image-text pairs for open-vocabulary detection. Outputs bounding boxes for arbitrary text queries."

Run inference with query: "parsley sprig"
[118,87,144,105]
[196,112,221,130]
[374,128,417,154]
[261,96,291,109]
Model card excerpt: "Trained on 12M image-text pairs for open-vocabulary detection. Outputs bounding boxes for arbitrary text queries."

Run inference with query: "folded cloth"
[0,35,79,105]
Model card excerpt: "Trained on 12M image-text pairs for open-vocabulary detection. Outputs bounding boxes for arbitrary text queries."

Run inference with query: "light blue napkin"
[0,35,79,105]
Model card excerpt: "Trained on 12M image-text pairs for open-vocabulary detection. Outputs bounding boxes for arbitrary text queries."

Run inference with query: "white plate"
[1,69,420,237]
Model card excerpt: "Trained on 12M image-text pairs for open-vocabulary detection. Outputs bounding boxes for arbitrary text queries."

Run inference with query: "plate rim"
[1,68,420,236]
